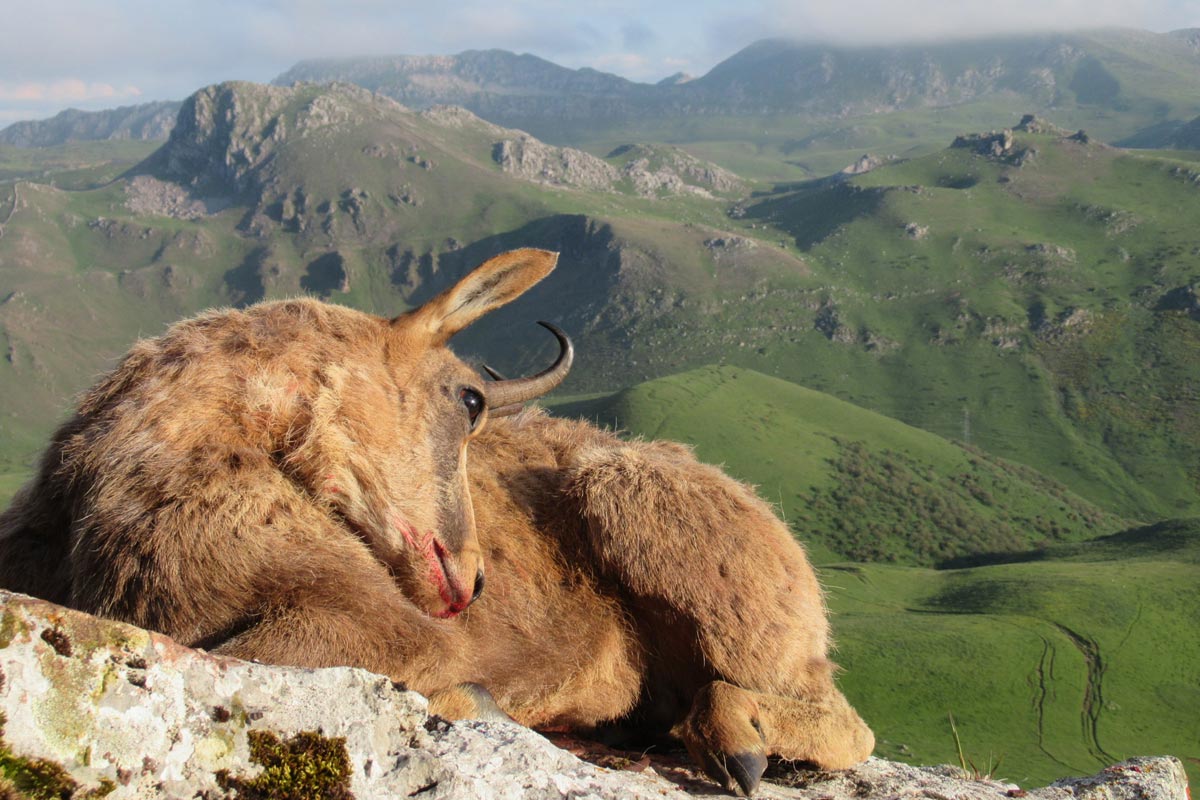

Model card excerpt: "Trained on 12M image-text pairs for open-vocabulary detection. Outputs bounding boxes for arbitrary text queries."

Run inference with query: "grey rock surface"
[0,591,1189,800]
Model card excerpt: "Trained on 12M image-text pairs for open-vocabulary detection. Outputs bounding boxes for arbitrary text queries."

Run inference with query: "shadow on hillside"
[936,519,1200,569]
[741,182,886,250]
[386,214,630,387]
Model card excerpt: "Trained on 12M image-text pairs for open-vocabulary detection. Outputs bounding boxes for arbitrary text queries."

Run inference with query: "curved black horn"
[485,322,573,416]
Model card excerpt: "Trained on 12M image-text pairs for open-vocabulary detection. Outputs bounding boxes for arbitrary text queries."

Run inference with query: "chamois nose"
[471,569,485,604]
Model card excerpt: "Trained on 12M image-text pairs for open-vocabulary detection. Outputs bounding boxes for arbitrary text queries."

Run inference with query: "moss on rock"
[0,611,24,650]
[216,730,353,800]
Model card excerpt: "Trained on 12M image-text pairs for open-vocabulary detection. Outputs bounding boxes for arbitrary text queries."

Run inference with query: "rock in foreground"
[0,592,1189,799]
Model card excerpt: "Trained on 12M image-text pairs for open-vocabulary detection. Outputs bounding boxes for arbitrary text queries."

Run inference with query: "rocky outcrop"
[607,143,747,198]
[491,137,745,198]
[493,136,620,191]
[841,154,887,175]
[1014,114,1071,136]
[952,129,1016,158]
[138,82,297,198]
[0,591,1190,799]
[137,81,397,199]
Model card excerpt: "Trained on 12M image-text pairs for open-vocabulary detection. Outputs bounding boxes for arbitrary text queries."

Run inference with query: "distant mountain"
[273,50,663,127]
[0,101,180,147]
[273,30,1200,142]
[678,30,1200,115]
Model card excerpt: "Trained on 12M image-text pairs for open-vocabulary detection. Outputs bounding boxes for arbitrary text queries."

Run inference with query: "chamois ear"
[397,248,559,344]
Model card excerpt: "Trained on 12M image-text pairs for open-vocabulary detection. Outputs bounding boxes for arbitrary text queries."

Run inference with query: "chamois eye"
[460,387,484,429]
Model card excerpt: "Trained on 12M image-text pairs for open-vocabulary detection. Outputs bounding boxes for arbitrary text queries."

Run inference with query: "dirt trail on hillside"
[1053,622,1115,764]
[0,181,19,239]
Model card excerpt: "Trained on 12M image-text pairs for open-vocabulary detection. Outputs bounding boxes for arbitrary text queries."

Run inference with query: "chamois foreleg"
[673,678,874,796]
[208,539,464,698]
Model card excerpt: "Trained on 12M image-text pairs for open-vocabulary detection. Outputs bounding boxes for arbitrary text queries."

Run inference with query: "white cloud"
[741,0,1199,44]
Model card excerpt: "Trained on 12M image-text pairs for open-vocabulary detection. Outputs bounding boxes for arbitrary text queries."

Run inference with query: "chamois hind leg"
[565,438,873,792]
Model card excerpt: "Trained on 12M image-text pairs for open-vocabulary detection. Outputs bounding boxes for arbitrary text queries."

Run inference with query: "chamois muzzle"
[484,322,573,416]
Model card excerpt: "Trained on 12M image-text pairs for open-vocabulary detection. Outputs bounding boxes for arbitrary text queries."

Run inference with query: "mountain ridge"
[272,29,1200,142]
[8,29,1200,151]
[0,100,180,147]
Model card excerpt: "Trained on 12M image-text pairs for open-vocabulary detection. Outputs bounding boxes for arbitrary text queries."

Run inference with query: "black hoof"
[697,749,766,797]
[727,750,767,797]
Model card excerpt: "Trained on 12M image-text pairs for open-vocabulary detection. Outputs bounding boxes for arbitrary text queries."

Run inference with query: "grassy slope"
[831,520,1200,787]
[0,140,160,187]
[554,366,1125,565]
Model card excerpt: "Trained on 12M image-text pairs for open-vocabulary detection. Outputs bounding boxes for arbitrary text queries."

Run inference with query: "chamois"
[0,248,873,796]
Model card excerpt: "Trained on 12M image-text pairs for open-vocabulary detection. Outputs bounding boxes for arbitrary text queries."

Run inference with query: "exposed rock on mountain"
[607,143,747,197]
[493,136,619,190]
[1014,113,1071,136]
[0,101,180,147]
[137,82,296,198]
[953,129,1016,157]
[0,591,1190,800]
[657,72,696,86]
[841,154,887,175]
[491,137,746,198]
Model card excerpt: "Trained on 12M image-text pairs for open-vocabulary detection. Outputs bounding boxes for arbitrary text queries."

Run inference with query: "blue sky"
[2,0,1199,127]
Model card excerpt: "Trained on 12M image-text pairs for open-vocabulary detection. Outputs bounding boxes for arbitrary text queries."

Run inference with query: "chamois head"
[376,247,569,617]
[233,248,566,620]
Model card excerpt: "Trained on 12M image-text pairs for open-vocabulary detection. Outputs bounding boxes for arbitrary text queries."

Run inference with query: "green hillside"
[554,366,1124,565]
[713,128,1200,519]
[832,519,1200,787]
[0,140,159,187]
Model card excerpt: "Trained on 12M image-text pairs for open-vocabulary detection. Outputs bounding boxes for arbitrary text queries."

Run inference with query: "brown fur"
[0,248,872,795]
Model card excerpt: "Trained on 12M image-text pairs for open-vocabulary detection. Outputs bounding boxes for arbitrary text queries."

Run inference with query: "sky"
[2,0,1199,128]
